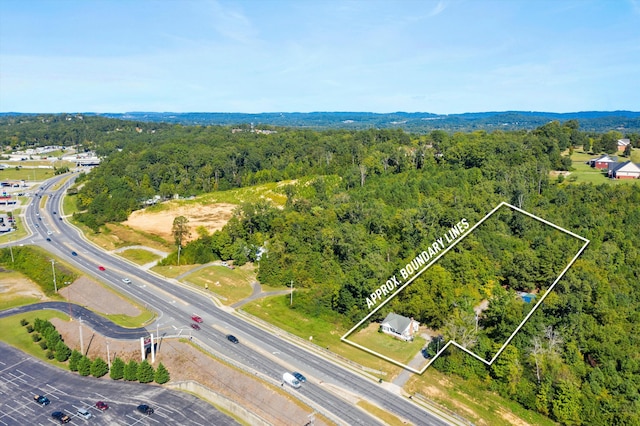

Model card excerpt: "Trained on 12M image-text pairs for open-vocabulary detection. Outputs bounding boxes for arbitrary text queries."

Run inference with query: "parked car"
[137,404,154,415]
[51,411,71,423]
[292,372,307,383]
[95,401,109,411]
[34,394,50,406]
[226,334,239,344]
[190,323,200,330]
[191,315,203,323]
[77,408,92,419]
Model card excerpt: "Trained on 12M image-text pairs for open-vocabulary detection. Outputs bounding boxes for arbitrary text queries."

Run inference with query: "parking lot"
[0,342,238,425]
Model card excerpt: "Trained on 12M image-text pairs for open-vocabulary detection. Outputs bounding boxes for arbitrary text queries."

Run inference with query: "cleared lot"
[0,342,238,426]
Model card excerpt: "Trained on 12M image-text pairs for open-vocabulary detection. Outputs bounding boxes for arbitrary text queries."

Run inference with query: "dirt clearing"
[123,203,236,242]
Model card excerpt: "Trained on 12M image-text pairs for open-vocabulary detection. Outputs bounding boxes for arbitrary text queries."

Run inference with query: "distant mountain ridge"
[2,110,639,132]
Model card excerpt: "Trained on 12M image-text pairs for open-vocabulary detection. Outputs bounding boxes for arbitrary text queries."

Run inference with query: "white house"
[608,161,640,179]
[380,313,419,341]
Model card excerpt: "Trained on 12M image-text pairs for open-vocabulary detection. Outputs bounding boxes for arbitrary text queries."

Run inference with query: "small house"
[617,139,631,152]
[608,161,640,179]
[380,313,419,341]
[587,154,617,169]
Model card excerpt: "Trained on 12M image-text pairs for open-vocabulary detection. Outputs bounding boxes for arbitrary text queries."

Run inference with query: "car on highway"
[34,394,50,405]
[122,278,131,284]
[190,323,201,330]
[226,334,239,344]
[77,408,92,419]
[137,404,154,415]
[98,265,106,271]
[52,211,57,214]
[47,231,53,235]
[191,315,203,323]
[51,411,71,423]
[95,401,109,411]
[292,372,307,383]
[46,238,51,242]
[71,251,78,256]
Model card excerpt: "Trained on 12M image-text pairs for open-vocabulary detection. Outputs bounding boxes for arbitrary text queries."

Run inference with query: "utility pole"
[290,280,293,306]
[177,245,181,266]
[51,259,57,292]
[9,238,14,263]
[79,317,84,355]
[106,339,111,369]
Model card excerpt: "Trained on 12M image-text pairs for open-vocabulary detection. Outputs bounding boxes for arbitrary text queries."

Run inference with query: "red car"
[98,265,106,271]
[190,323,201,331]
[191,315,203,323]
[95,401,109,411]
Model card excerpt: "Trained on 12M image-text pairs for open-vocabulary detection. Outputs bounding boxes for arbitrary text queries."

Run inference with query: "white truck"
[282,372,301,389]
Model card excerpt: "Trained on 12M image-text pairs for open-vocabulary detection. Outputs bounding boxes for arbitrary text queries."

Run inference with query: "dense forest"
[1,114,640,425]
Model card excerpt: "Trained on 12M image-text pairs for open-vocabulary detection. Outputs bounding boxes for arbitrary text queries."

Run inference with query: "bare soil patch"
[123,203,236,243]
[0,271,48,300]
[57,276,141,317]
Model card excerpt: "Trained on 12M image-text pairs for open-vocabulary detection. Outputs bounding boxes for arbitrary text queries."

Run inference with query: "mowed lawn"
[0,310,69,362]
[118,248,162,266]
[349,322,427,366]
[557,149,640,185]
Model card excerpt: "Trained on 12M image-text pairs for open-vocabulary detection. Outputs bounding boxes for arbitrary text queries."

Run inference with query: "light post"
[51,259,57,293]
[290,280,293,306]
[9,238,14,263]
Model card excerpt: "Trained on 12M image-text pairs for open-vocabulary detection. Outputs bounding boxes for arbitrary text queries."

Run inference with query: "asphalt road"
[6,173,452,426]
[0,341,238,426]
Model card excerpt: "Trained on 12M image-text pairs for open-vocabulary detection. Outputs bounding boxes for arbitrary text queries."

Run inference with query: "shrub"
[39,341,47,350]
[26,325,34,333]
[137,360,154,384]
[78,356,92,376]
[124,360,138,381]
[32,333,41,342]
[69,350,82,372]
[109,357,125,380]
[91,358,109,378]
[20,319,28,326]
[46,350,55,360]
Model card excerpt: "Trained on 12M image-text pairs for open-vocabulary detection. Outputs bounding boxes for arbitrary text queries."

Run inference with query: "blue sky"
[1,0,639,114]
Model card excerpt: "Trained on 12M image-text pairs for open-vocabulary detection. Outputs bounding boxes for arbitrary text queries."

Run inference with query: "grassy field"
[0,310,70,363]
[181,180,291,208]
[117,248,162,266]
[151,264,197,279]
[406,369,557,426]
[356,400,406,426]
[62,193,80,216]
[104,309,156,328]
[183,264,256,305]
[0,167,55,182]
[76,222,173,252]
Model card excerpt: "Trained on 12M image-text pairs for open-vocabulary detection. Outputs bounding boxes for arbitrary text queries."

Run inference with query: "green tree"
[154,362,170,384]
[172,216,190,248]
[124,360,139,381]
[91,358,109,378]
[109,357,125,380]
[552,380,583,425]
[137,359,155,383]
[68,350,82,371]
[54,340,71,362]
[78,356,92,376]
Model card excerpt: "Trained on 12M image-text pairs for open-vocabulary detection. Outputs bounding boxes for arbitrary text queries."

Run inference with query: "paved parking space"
[0,343,238,426]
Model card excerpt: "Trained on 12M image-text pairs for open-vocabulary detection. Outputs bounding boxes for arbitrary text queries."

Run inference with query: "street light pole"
[290,280,293,306]
[51,259,57,293]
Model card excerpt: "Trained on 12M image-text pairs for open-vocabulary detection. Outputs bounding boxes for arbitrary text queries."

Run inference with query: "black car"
[51,411,71,423]
[46,237,51,242]
[71,251,78,256]
[137,404,154,415]
[226,334,239,344]
[34,394,50,405]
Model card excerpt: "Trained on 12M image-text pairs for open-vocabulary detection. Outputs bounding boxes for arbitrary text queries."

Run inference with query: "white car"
[77,408,92,419]
[47,231,52,235]
[122,278,132,284]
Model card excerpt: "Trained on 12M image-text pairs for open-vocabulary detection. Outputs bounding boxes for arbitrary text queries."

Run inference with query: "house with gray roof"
[380,312,419,341]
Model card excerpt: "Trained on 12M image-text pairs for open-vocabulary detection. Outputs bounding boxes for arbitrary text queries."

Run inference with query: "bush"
[39,341,48,350]
[20,318,28,326]
[26,325,34,333]
[32,333,41,342]
[137,360,155,384]
[46,350,55,360]
[55,341,71,362]
[124,360,138,381]
[78,356,92,376]
[69,350,82,372]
